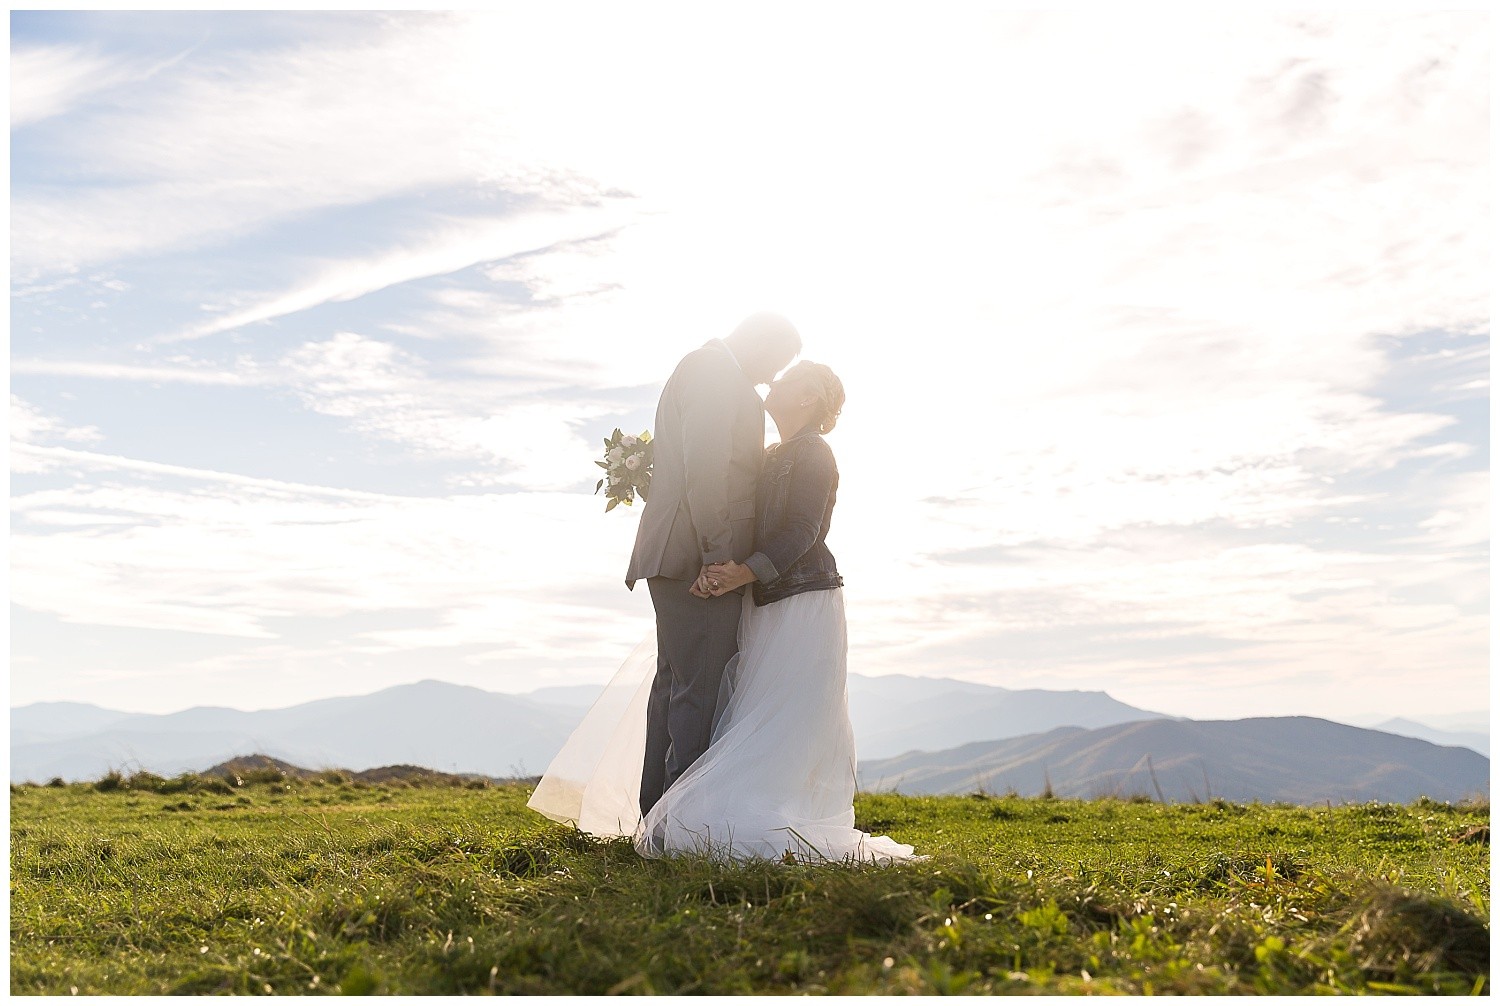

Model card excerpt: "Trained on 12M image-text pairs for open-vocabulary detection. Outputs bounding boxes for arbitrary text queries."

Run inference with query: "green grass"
[9,774,1490,994]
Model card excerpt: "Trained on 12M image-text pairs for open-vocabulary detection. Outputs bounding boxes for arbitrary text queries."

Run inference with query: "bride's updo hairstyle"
[788,361,845,434]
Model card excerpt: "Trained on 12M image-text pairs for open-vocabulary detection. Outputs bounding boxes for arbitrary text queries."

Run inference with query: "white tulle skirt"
[527,589,916,864]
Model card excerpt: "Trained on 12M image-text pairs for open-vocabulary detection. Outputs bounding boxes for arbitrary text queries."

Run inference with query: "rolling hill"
[846,676,1169,759]
[12,674,1167,783]
[12,679,1487,804]
[10,681,580,783]
[857,716,1490,804]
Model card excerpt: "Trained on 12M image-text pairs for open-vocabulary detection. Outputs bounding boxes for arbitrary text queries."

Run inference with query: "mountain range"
[10,676,1488,805]
[9,674,1168,783]
[11,681,575,784]
[857,716,1489,804]
[1358,717,1488,757]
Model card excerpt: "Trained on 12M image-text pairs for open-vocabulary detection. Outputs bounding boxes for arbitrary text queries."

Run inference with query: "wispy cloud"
[277,331,610,490]
[1413,470,1488,550]
[11,467,648,694]
[10,42,186,128]
[11,395,104,445]
[11,442,409,501]
[10,10,1488,721]
[10,13,628,278]
[160,207,638,345]
[11,397,104,473]
[10,359,270,386]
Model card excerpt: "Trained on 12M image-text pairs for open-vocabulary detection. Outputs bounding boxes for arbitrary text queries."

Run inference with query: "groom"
[626,312,801,816]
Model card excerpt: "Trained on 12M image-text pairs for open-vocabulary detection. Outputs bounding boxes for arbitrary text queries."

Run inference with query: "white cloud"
[11,397,105,473]
[10,13,632,277]
[162,206,639,344]
[10,395,104,445]
[10,442,409,500]
[11,428,1484,721]
[11,464,648,666]
[10,43,177,127]
[9,10,1488,720]
[10,359,269,386]
[837,516,1487,721]
[278,332,608,489]
[1413,470,1488,549]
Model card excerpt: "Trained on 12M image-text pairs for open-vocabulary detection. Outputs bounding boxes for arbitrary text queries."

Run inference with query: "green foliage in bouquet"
[595,429,653,512]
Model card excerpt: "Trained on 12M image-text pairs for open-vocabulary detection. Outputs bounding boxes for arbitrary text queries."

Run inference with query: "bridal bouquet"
[595,428,653,512]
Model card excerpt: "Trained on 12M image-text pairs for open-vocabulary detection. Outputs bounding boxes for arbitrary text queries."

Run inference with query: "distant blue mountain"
[844,675,1169,759]
[518,672,1170,760]
[10,701,134,746]
[10,680,578,783]
[858,716,1490,805]
[1370,718,1488,757]
[11,679,1490,802]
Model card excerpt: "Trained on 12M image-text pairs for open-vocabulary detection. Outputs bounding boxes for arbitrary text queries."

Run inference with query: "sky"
[8,9,1489,724]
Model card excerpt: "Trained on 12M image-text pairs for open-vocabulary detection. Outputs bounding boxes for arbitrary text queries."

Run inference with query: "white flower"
[607,446,625,465]
[624,453,643,471]
[620,435,639,448]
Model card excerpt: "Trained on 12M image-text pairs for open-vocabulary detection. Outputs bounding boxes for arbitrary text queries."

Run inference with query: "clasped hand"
[690,560,755,598]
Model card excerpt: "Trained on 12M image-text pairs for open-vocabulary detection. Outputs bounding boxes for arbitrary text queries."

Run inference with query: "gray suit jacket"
[625,340,765,588]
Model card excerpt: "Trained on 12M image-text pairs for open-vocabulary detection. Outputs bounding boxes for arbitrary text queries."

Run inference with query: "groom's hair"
[725,311,801,358]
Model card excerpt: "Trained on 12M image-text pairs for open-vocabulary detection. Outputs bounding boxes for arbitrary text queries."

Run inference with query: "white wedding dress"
[528,588,916,864]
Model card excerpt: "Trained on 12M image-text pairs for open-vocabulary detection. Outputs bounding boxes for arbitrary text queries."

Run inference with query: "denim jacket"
[742,425,844,606]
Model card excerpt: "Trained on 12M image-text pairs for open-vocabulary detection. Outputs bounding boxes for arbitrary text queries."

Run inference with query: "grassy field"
[9,770,1490,995]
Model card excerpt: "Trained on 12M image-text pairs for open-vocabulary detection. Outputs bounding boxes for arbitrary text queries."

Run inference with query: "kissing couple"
[529,313,916,864]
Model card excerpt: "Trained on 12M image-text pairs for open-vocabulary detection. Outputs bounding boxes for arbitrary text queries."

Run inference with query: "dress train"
[527,590,915,864]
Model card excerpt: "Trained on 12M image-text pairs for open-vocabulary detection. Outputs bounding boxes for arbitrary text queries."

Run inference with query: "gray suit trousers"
[640,576,743,816]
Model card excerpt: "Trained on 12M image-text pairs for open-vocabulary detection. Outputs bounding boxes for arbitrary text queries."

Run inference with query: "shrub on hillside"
[157,773,203,794]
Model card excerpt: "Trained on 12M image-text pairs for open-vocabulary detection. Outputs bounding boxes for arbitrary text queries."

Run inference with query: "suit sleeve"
[680,356,738,567]
[743,440,835,583]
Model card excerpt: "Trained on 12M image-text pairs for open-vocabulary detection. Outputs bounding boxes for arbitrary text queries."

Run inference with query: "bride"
[528,362,915,864]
